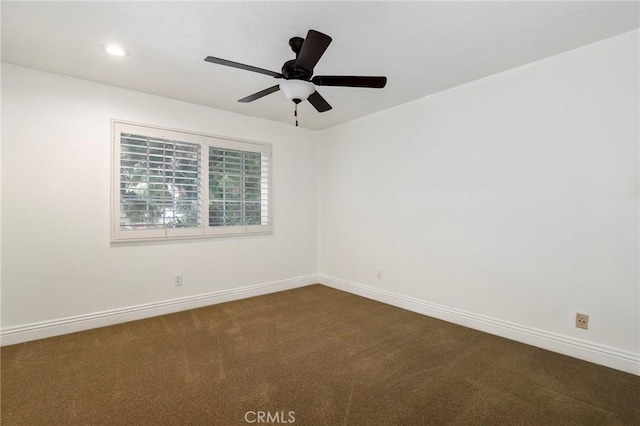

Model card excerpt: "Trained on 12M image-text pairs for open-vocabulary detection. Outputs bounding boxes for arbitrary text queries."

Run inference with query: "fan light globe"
[279,80,315,103]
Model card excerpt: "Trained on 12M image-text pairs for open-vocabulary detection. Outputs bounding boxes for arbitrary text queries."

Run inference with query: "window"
[112,121,271,242]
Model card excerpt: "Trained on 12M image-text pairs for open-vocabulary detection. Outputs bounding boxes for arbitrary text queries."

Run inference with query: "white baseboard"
[0,274,317,346]
[4,273,638,376]
[318,274,640,376]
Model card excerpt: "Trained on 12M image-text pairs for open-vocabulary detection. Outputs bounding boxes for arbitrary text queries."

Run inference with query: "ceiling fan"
[204,29,387,125]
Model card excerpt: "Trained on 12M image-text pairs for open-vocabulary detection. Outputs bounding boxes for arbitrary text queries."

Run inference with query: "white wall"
[1,64,318,329]
[319,31,639,365]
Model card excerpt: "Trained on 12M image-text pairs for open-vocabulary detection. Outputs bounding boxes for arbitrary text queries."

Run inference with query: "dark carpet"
[1,284,639,425]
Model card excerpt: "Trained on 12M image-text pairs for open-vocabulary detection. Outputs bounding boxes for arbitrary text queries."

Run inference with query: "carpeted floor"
[1,284,639,425]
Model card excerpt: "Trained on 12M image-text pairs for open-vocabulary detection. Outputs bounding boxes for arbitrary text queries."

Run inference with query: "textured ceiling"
[2,1,638,130]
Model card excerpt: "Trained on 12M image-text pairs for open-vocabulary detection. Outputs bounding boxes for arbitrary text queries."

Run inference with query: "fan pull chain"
[294,104,298,127]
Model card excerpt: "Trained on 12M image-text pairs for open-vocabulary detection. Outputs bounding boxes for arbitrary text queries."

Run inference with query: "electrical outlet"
[376,269,383,279]
[174,274,183,287]
[576,313,589,330]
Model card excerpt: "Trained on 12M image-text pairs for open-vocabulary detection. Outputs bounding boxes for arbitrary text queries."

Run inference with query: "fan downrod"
[282,37,311,80]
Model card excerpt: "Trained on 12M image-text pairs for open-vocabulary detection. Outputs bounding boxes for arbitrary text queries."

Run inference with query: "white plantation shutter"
[208,147,269,227]
[205,138,271,237]
[260,153,270,226]
[112,121,271,242]
[119,134,201,229]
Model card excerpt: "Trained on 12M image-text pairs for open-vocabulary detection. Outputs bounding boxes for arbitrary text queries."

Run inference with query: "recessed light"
[104,44,129,57]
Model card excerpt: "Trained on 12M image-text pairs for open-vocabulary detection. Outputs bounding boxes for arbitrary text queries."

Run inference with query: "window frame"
[111,120,272,243]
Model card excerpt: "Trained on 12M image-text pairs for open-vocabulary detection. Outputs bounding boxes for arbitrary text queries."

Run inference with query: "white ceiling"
[2,1,638,130]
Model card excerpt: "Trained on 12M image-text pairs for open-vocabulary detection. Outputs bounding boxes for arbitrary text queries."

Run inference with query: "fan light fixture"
[279,80,314,103]
[204,29,387,124]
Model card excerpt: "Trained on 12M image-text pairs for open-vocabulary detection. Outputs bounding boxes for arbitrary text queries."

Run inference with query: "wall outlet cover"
[576,313,589,330]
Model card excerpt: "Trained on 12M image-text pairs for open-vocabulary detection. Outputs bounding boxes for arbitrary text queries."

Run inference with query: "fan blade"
[307,91,332,112]
[204,56,283,78]
[295,30,332,73]
[238,85,280,103]
[312,76,387,88]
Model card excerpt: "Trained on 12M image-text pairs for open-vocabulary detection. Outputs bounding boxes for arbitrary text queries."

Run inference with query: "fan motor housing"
[282,59,312,81]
